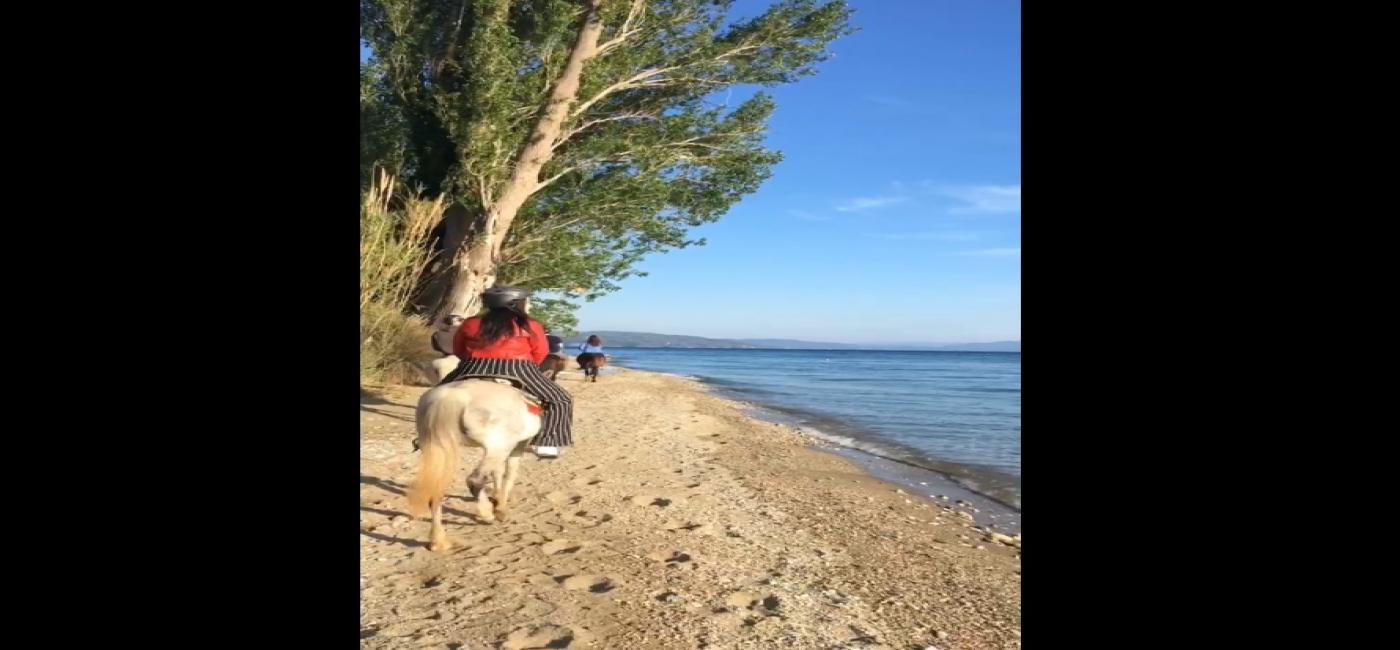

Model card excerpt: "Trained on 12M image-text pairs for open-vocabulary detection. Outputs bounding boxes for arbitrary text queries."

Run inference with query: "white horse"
[405,377,543,552]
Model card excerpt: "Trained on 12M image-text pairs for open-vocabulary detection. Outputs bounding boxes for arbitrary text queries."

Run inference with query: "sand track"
[360,368,1020,650]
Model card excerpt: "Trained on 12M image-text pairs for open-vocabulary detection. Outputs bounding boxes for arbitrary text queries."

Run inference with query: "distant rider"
[545,329,567,360]
[577,335,605,356]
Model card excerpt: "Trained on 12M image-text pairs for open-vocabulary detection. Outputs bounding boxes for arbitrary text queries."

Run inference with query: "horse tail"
[406,387,465,517]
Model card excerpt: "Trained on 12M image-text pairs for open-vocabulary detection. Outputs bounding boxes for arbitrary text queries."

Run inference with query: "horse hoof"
[428,539,453,552]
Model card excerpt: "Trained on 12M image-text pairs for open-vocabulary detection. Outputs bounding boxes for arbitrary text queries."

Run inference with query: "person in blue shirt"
[577,335,604,355]
[576,335,606,381]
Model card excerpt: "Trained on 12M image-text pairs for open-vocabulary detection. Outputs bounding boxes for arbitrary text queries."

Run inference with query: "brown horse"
[539,354,567,381]
[576,352,606,382]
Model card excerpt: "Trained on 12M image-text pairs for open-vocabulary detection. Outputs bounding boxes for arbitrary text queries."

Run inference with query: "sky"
[363,0,1020,344]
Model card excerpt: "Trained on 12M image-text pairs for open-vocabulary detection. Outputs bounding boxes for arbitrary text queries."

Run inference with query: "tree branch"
[569,43,761,120]
[596,0,648,57]
[551,111,657,152]
[570,65,683,120]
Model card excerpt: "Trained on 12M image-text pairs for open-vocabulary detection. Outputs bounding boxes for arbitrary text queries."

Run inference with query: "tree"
[360,0,856,318]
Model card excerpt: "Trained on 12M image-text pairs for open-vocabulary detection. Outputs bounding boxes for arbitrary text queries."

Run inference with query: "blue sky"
[363,0,1020,344]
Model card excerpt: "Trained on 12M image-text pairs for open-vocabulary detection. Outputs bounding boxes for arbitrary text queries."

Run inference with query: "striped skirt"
[440,356,574,447]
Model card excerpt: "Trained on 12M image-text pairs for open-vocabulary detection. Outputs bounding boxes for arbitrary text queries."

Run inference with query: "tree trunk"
[414,202,475,320]
[436,0,607,319]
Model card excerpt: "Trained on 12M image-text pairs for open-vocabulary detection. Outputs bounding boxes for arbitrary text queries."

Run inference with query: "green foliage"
[360,0,856,309]
[526,296,581,336]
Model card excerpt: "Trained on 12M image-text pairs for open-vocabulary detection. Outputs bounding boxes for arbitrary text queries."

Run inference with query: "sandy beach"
[359,367,1021,650]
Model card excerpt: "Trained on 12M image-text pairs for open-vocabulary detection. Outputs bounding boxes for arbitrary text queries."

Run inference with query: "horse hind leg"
[469,446,512,524]
[427,495,452,552]
[494,443,528,522]
[466,467,494,524]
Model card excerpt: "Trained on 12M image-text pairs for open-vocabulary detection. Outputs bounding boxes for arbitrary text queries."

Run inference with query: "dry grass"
[360,169,445,385]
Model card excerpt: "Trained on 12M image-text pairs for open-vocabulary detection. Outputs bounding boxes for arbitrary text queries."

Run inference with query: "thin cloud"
[835,196,907,212]
[922,183,1021,215]
[949,186,1020,214]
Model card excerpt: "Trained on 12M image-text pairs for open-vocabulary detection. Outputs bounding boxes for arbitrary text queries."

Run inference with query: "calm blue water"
[607,348,1022,509]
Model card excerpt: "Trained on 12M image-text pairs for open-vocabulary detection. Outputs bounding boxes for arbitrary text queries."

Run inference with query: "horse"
[539,353,567,381]
[576,352,606,382]
[405,375,545,552]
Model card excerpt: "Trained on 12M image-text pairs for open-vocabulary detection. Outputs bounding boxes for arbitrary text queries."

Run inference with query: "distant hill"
[736,338,861,350]
[562,331,764,348]
[562,330,1019,352]
[932,341,1021,352]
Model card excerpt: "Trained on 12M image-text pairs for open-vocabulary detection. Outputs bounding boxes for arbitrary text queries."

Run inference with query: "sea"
[602,348,1022,512]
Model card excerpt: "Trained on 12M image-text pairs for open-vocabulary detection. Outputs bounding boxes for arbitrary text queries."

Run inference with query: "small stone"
[895,489,906,494]
[936,630,949,639]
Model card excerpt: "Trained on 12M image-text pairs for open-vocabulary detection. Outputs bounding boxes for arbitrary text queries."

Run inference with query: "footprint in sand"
[501,624,594,649]
[626,495,674,507]
[647,550,693,564]
[540,539,585,556]
[725,591,762,609]
[485,544,522,557]
[517,532,547,545]
[544,491,583,506]
[571,476,605,487]
[557,574,619,593]
[567,511,614,528]
[661,520,708,533]
[720,592,781,613]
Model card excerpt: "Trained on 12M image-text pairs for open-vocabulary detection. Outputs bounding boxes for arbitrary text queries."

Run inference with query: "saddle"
[458,374,546,416]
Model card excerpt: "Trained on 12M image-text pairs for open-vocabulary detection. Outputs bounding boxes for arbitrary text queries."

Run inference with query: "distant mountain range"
[560,331,1019,352]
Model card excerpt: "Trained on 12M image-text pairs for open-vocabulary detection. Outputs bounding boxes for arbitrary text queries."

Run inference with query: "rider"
[544,328,567,359]
[578,335,605,356]
[444,285,575,459]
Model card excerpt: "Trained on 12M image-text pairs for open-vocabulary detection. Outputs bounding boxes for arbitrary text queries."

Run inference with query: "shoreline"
[360,365,1021,649]
[606,360,1022,524]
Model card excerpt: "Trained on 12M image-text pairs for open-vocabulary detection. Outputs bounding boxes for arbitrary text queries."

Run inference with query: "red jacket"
[453,316,548,364]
